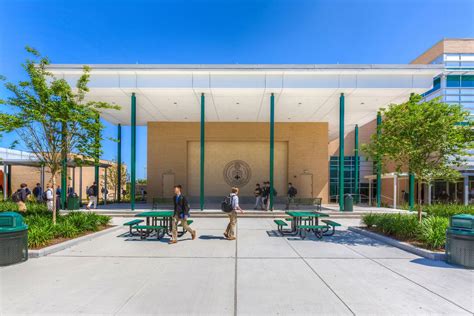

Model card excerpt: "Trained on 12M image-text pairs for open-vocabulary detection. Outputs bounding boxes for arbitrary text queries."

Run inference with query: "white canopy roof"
[48,64,442,140]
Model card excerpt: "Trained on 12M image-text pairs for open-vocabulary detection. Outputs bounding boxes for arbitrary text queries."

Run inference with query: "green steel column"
[117,124,122,203]
[61,121,67,209]
[131,93,136,211]
[376,111,382,207]
[339,93,345,211]
[200,93,205,211]
[409,172,415,210]
[94,114,100,190]
[354,124,359,204]
[269,93,275,210]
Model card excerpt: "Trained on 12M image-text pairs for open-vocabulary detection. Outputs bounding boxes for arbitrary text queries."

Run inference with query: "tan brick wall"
[147,122,329,202]
[411,39,474,64]
[3,161,117,201]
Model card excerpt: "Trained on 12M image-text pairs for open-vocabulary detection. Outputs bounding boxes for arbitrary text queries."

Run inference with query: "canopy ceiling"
[48,64,442,140]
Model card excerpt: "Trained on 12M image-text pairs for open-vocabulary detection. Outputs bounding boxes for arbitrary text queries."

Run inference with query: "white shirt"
[230,193,239,210]
[46,189,53,200]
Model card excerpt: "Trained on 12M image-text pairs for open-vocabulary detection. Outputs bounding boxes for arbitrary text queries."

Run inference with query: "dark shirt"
[288,187,297,198]
[18,188,29,202]
[173,194,189,218]
[33,186,42,197]
[254,187,262,197]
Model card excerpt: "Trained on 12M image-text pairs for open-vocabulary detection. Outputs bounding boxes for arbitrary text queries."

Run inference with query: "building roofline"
[46,63,443,72]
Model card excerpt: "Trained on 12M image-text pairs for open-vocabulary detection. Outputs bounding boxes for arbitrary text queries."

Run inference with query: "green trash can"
[0,212,28,266]
[446,214,474,269]
[344,194,354,212]
[67,196,80,210]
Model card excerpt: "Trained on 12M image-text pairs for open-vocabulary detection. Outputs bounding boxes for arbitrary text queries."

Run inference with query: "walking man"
[86,182,98,210]
[224,187,244,240]
[45,184,54,211]
[254,183,264,210]
[285,182,298,210]
[169,185,196,244]
[13,183,30,212]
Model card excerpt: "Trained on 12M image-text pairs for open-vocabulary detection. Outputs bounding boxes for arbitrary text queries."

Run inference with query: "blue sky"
[1,0,473,179]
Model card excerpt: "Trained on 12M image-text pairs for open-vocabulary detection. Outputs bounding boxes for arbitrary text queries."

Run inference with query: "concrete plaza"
[1,217,473,315]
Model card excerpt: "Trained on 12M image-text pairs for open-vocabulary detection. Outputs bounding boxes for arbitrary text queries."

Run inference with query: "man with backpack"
[86,182,98,210]
[169,185,196,244]
[222,187,244,240]
[12,183,30,212]
[286,182,298,210]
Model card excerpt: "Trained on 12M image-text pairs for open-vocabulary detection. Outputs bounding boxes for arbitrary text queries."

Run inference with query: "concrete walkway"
[1,218,473,315]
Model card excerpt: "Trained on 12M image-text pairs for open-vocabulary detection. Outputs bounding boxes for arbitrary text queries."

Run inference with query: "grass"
[0,201,111,248]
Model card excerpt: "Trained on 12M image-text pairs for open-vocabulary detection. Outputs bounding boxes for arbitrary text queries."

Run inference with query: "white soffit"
[48,64,442,140]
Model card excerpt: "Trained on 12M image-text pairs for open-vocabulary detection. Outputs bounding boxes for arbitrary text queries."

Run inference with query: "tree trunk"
[51,174,57,225]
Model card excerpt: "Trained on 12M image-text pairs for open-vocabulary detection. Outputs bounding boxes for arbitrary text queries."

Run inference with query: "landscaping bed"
[0,201,111,249]
[362,204,474,251]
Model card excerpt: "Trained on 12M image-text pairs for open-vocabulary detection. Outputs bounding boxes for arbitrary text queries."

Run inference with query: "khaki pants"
[46,200,54,212]
[225,211,237,238]
[17,201,27,212]
[87,196,97,209]
[171,216,194,241]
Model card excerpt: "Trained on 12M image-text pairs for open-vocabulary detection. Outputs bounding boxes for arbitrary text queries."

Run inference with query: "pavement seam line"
[340,239,472,314]
[283,236,356,315]
[234,219,238,316]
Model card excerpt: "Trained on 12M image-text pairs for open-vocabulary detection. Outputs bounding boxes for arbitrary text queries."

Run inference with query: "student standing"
[169,185,196,244]
[285,182,298,210]
[86,182,98,210]
[253,183,264,210]
[45,184,54,211]
[224,187,244,240]
[262,182,269,211]
[32,183,43,202]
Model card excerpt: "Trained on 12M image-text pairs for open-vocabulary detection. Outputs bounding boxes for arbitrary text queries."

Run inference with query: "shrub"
[362,213,378,228]
[420,216,449,250]
[28,225,54,248]
[422,204,474,218]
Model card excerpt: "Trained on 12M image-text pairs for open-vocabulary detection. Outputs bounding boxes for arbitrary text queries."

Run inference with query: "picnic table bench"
[274,210,341,239]
[124,211,194,240]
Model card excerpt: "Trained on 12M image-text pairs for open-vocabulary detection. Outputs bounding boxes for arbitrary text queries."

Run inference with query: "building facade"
[46,39,473,209]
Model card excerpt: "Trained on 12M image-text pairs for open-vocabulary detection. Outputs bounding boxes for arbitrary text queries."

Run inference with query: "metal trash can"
[446,214,474,269]
[67,196,80,210]
[0,212,28,266]
[344,194,354,212]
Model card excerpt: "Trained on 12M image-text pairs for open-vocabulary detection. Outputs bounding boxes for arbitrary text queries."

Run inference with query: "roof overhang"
[48,64,443,140]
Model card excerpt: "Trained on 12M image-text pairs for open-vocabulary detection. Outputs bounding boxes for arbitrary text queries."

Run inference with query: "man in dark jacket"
[285,182,298,210]
[14,183,30,212]
[169,185,196,244]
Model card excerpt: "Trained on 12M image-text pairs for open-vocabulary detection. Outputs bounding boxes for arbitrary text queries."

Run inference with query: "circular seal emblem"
[223,160,252,187]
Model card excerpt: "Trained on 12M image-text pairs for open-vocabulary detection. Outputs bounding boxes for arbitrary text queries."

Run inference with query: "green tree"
[100,160,128,201]
[363,94,473,210]
[0,47,119,223]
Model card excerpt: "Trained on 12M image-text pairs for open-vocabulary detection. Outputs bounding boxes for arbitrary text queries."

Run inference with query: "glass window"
[447,75,461,87]
[445,95,460,102]
[461,95,474,102]
[461,75,474,87]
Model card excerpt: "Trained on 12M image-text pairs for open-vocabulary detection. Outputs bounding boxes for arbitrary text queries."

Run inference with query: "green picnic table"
[274,211,330,238]
[133,211,193,240]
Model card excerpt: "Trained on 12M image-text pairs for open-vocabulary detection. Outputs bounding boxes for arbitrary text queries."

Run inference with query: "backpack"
[42,191,48,201]
[221,195,234,213]
[11,190,21,202]
[87,187,95,196]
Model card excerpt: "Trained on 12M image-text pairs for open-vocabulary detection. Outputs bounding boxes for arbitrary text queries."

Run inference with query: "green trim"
[200,93,205,211]
[409,172,415,210]
[131,93,136,211]
[354,124,359,204]
[376,111,382,207]
[269,93,275,210]
[339,93,345,211]
[117,123,122,203]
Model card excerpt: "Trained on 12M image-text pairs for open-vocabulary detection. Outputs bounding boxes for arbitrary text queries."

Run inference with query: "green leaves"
[362,94,473,183]
[0,46,120,168]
